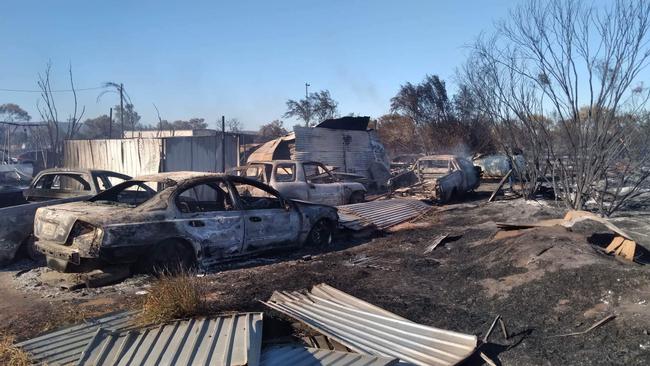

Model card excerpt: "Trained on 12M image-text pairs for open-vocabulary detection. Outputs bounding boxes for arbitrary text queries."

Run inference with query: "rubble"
[496,210,646,263]
[389,155,481,203]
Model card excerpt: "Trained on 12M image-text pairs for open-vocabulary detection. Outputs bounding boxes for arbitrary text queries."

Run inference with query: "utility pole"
[109,107,113,139]
[119,83,124,138]
[305,82,311,127]
[221,115,226,173]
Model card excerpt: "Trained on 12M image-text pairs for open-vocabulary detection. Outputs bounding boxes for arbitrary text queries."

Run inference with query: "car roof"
[247,160,321,165]
[37,168,128,176]
[418,155,458,161]
[133,171,224,183]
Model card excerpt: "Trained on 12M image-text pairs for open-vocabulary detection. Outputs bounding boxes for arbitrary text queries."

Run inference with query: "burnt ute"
[34,172,338,272]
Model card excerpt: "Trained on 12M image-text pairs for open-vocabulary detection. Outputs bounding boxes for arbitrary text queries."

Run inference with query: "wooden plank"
[488,169,513,203]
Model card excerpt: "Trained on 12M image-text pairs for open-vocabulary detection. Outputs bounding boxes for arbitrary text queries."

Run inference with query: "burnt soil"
[2,188,650,365]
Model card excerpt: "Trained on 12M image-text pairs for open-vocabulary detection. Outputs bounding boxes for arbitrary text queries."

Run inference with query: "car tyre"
[306,219,333,247]
[24,236,44,262]
[348,191,366,204]
[143,239,196,275]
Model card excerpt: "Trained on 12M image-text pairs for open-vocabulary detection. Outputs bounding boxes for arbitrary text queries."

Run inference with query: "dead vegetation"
[139,271,208,325]
[0,333,31,366]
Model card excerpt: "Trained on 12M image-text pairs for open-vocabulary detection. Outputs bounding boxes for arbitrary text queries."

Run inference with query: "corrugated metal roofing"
[76,313,263,366]
[260,345,399,366]
[16,310,138,366]
[337,199,432,230]
[263,284,477,366]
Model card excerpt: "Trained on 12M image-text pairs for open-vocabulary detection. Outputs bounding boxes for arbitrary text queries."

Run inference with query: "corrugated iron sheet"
[248,134,295,162]
[337,199,432,230]
[263,284,477,366]
[16,311,138,365]
[77,313,263,366]
[260,345,399,366]
[293,127,388,177]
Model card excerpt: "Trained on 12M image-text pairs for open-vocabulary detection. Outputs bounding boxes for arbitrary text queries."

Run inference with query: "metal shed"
[63,134,239,177]
[248,118,390,188]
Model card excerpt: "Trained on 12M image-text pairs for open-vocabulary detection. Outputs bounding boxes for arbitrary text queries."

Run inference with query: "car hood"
[34,201,143,243]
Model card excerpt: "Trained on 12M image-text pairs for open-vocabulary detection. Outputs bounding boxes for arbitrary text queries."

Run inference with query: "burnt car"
[231,160,367,206]
[34,172,338,273]
[0,169,130,266]
[389,155,481,203]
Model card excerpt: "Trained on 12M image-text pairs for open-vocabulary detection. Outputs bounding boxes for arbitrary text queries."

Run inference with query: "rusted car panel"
[231,160,366,206]
[389,155,480,202]
[0,169,130,266]
[34,172,338,272]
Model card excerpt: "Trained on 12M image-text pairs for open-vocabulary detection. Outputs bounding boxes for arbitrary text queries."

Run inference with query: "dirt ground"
[1,184,650,365]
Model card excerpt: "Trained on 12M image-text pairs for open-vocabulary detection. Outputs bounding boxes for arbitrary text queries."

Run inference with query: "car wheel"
[24,236,44,262]
[144,239,196,275]
[348,191,366,204]
[306,220,333,247]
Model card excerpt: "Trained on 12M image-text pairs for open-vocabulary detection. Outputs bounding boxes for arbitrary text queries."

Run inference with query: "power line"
[0,86,105,93]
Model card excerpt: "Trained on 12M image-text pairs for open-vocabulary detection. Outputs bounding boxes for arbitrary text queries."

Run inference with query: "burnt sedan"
[34,172,338,273]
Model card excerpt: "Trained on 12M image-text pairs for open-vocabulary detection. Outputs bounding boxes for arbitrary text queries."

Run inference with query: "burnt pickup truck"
[0,169,130,265]
[389,155,481,203]
[34,172,338,273]
[231,160,367,206]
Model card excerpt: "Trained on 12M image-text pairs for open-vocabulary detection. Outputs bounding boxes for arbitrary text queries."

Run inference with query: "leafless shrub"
[139,272,208,325]
[462,0,650,214]
[36,62,85,167]
[0,334,31,366]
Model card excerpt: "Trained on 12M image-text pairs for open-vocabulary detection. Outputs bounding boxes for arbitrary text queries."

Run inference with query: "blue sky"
[0,0,518,130]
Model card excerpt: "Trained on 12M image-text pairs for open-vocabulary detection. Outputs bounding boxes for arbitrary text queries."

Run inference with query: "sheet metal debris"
[77,313,263,366]
[263,284,478,366]
[337,199,432,230]
[16,311,137,365]
[260,345,399,366]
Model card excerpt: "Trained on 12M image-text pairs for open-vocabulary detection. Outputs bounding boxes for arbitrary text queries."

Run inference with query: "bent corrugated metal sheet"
[337,199,432,230]
[263,284,477,366]
[16,311,138,365]
[260,345,398,366]
[76,313,263,366]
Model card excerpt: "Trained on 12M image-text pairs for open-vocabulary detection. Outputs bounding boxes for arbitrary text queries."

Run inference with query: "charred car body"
[34,172,338,272]
[0,169,130,266]
[231,160,367,206]
[389,155,481,203]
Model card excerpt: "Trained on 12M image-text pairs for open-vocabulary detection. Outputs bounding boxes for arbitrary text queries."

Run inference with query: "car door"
[174,178,245,260]
[229,177,301,252]
[270,162,309,201]
[302,162,345,206]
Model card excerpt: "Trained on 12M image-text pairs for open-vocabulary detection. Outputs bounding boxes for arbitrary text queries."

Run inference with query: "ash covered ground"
[1,186,650,365]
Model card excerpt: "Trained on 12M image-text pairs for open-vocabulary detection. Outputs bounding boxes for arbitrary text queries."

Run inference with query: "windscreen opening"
[89,180,168,207]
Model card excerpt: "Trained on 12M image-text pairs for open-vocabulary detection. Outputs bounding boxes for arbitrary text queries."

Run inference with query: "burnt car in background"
[231,160,367,206]
[389,155,481,203]
[0,169,130,266]
[34,172,338,273]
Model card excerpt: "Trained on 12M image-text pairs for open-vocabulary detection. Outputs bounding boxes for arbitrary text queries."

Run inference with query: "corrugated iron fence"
[63,134,239,176]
